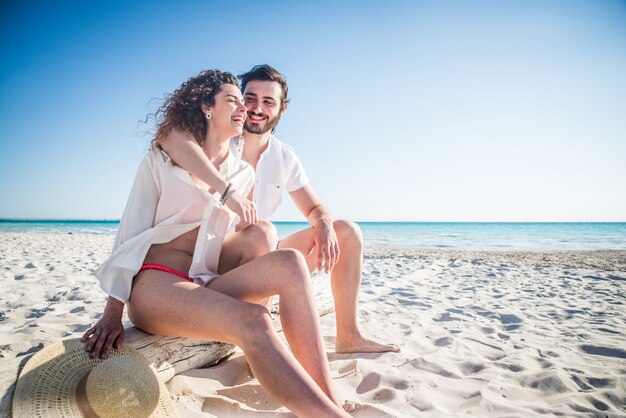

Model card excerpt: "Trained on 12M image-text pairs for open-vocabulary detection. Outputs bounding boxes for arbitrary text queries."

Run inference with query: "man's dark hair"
[238,64,289,108]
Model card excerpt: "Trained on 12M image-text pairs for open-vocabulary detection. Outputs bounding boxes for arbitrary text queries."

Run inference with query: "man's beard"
[244,112,281,135]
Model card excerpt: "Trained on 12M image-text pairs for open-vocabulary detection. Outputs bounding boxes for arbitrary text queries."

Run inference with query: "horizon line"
[1,218,625,224]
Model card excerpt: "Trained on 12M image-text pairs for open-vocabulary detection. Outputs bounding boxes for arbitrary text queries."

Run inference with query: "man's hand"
[306,219,340,273]
[81,297,125,359]
[226,191,257,231]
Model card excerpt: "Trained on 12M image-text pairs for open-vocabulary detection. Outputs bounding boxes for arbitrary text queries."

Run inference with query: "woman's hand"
[227,191,258,231]
[81,297,125,359]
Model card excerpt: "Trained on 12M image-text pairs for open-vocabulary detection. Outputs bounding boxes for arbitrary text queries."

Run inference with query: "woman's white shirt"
[95,144,254,303]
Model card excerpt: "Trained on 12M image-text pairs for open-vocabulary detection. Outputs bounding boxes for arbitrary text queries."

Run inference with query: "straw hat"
[13,338,177,417]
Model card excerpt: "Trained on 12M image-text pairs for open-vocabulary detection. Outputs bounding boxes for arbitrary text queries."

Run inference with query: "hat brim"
[12,338,176,417]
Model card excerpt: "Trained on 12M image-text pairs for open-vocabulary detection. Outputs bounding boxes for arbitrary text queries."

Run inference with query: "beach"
[1,231,625,417]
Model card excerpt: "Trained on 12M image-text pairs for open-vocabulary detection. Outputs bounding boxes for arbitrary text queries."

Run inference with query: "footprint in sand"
[495,362,524,372]
[499,313,523,331]
[47,290,70,302]
[370,388,395,401]
[586,377,614,389]
[570,374,596,391]
[434,336,453,347]
[480,326,496,335]
[519,372,571,394]
[433,312,461,323]
[408,358,459,379]
[580,344,626,359]
[28,306,55,318]
[407,397,433,413]
[587,396,610,411]
[390,379,409,390]
[458,361,485,375]
[72,324,92,333]
[356,372,381,394]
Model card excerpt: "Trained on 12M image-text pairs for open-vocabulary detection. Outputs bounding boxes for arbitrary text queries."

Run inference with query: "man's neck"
[242,131,271,168]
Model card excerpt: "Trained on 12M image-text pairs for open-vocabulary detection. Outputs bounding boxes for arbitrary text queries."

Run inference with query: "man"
[159,65,398,353]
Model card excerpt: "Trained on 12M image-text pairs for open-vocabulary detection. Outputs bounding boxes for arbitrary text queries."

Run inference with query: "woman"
[82,70,350,417]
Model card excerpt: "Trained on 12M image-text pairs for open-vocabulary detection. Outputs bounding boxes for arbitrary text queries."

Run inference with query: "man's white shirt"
[230,135,309,220]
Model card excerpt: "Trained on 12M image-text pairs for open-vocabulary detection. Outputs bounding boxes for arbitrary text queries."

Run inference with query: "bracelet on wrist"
[219,183,236,205]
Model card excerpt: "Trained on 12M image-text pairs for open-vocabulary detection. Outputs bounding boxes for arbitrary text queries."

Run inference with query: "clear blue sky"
[1,0,625,221]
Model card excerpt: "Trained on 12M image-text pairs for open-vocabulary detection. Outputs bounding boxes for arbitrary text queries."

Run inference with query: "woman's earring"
[205,111,212,120]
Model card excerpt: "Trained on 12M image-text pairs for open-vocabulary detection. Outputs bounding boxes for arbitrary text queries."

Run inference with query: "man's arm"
[290,185,340,273]
[158,129,257,230]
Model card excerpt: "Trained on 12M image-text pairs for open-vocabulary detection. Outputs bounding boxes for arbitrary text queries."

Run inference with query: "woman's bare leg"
[209,249,341,406]
[127,267,349,418]
[218,220,278,273]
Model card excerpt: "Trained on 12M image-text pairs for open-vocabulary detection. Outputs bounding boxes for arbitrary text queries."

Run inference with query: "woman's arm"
[158,129,257,230]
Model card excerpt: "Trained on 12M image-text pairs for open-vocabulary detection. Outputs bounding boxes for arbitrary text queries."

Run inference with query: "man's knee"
[268,248,310,288]
[273,248,308,272]
[236,304,275,347]
[271,249,313,296]
[246,220,279,255]
[333,219,363,248]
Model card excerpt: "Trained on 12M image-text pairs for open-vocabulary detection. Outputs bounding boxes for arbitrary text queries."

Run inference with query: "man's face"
[243,80,284,135]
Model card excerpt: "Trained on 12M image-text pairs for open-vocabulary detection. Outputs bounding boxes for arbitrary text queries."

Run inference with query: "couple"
[83,65,397,417]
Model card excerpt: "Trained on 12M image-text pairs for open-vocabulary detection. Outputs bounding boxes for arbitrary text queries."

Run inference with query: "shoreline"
[1,232,625,416]
[364,246,626,271]
[1,222,625,252]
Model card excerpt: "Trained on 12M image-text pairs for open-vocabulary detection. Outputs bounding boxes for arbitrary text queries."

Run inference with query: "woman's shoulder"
[139,142,181,174]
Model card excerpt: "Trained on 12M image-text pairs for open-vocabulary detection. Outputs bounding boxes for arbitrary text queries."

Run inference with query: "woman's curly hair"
[154,69,238,146]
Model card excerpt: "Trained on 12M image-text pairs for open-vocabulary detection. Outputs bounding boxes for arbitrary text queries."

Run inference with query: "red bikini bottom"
[138,263,193,282]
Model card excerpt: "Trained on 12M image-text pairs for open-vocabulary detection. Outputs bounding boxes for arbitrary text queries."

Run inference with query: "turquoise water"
[1,220,625,250]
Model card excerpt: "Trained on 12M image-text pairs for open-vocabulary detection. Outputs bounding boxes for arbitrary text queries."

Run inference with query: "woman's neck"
[202,132,230,169]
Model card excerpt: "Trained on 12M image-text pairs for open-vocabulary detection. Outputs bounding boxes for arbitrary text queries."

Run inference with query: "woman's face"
[206,83,247,139]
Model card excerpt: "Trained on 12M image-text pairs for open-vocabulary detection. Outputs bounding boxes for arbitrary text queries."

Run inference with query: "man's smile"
[247,112,267,122]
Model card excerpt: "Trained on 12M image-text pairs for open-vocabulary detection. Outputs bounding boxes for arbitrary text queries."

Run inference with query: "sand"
[1,231,625,417]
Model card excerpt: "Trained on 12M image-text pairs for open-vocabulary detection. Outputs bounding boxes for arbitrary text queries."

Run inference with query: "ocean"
[1,220,625,250]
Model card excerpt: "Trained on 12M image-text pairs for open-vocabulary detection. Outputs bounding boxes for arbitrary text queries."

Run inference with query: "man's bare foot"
[336,336,400,354]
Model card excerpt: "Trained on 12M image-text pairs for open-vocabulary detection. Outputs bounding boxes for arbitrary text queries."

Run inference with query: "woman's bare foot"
[343,400,367,413]
[336,335,400,354]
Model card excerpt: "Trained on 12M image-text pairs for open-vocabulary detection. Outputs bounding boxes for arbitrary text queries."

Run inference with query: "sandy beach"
[1,231,625,417]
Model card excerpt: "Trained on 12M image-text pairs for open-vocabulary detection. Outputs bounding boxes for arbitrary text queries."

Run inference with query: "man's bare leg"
[218,220,277,312]
[210,248,342,406]
[279,220,399,353]
[127,252,349,418]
